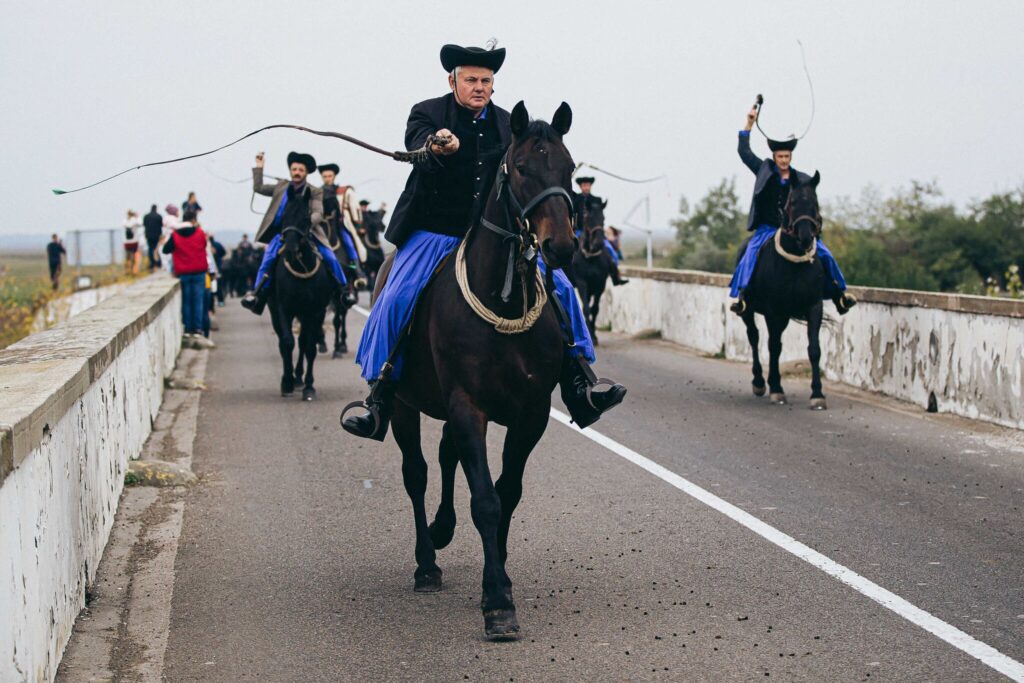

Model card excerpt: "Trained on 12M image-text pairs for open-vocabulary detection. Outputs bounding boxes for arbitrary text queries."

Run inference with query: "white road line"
[350,303,1024,681]
[549,408,1024,682]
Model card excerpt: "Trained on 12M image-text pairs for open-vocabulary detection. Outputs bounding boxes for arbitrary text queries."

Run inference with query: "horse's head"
[784,171,821,253]
[505,100,578,270]
[581,199,607,255]
[361,210,384,241]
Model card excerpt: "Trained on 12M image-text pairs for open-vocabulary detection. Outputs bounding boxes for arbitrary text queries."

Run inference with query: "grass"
[0,252,132,349]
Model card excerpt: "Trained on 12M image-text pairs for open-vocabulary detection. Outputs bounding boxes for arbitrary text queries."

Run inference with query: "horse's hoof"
[332,349,346,359]
[317,341,327,354]
[303,387,316,401]
[339,343,348,354]
[770,393,787,405]
[483,608,520,640]
[752,383,767,397]
[414,568,443,593]
[428,516,456,550]
[281,379,295,396]
[809,397,827,410]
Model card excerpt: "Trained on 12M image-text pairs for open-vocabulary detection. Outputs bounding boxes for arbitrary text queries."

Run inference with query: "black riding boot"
[241,285,269,315]
[560,352,627,429]
[729,290,747,316]
[341,379,395,441]
[833,292,858,315]
[608,253,629,286]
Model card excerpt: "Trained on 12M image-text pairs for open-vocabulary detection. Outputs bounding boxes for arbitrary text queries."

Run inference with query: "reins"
[774,188,821,264]
[280,226,323,279]
[457,151,572,334]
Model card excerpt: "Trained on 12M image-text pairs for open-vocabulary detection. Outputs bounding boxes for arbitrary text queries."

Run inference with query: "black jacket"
[143,211,163,243]
[384,94,511,248]
[738,132,811,231]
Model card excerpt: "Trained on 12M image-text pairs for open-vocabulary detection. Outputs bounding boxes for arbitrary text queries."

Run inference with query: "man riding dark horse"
[241,151,348,314]
[572,176,627,286]
[318,162,361,282]
[343,42,627,441]
[730,105,856,316]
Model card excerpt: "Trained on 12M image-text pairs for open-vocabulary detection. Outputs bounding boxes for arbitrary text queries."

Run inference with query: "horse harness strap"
[773,227,817,264]
[280,226,324,279]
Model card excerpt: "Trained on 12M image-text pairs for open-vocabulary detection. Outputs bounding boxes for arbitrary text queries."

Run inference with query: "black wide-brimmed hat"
[440,43,506,73]
[358,199,370,206]
[317,163,339,175]
[766,138,798,153]
[575,176,596,185]
[287,151,317,172]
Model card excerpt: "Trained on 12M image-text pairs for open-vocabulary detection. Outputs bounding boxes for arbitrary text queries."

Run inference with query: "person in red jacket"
[163,210,215,349]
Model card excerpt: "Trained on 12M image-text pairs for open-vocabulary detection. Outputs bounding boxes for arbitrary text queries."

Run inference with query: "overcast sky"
[2,0,1022,241]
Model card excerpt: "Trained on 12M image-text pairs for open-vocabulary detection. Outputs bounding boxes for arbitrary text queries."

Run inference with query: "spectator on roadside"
[182,192,202,217]
[123,209,141,275]
[143,204,163,270]
[162,210,215,349]
[208,233,227,307]
[237,233,252,253]
[161,204,183,274]
[605,225,624,260]
[46,234,66,291]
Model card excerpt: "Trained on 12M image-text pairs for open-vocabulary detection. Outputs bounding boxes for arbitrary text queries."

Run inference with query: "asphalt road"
[162,298,1024,682]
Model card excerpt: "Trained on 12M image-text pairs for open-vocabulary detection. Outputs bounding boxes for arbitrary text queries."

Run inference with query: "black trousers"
[147,240,161,270]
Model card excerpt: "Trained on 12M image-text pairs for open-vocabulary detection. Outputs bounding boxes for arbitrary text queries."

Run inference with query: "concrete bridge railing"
[0,274,181,682]
[598,267,1024,430]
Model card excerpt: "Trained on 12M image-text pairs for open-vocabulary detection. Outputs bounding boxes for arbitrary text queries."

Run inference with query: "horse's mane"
[523,120,562,143]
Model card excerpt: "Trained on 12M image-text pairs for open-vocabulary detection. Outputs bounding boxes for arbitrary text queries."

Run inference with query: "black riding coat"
[384,94,511,247]
[572,192,605,228]
[738,132,812,231]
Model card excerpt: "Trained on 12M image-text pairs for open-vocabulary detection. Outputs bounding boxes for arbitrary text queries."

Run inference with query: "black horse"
[739,171,828,409]
[268,225,333,401]
[322,200,360,359]
[367,102,578,639]
[358,209,386,293]
[571,198,611,345]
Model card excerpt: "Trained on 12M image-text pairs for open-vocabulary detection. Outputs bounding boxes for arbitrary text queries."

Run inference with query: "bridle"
[280,225,322,279]
[477,149,575,303]
[775,186,821,264]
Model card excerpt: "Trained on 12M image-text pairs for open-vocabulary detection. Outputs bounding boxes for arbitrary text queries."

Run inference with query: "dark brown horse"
[740,171,828,409]
[571,198,610,345]
[378,102,578,639]
[358,208,386,292]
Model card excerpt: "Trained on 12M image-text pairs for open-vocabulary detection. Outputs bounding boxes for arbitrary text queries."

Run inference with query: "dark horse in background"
[740,171,828,409]
[322,203,360,358]
[371,102,578,639]
[357,208,386,293]
[571,197,611,345]
[269,223,333,401]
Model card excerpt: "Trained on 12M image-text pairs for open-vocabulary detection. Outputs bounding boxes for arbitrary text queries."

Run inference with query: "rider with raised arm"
[572,176,628,286]
[241,152,347,315]
[342,41,626,441]
[730,105,856,316]
[318,162,362,279]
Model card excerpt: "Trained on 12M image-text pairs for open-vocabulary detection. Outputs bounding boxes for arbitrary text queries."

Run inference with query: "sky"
[2,0,1022,244]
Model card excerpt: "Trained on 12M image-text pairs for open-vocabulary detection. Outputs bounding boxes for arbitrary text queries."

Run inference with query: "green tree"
[670,178,745,272]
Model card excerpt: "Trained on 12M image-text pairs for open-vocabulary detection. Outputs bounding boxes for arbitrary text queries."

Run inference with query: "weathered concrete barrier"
[598,267,1024,430]
[30,282,130,335]
[0,274,181,682]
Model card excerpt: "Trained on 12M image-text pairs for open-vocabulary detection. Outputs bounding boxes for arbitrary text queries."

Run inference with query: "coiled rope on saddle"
[773,228,817,264]
[283,252,323,278]
[455,237,547,334]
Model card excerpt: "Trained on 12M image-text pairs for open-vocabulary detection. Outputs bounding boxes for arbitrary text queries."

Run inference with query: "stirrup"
[584,377,619,411]
[340,399,384,437]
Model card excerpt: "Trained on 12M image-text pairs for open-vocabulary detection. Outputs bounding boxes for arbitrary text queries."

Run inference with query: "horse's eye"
[514,163,527,174]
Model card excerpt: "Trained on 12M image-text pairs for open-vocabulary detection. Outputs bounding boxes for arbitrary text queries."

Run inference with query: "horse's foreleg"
[806,302,826,409]
[766,315,788,404]
[332,298,344,357]
[277,310,296,396]
[743,311,766,396]
[392,400,442,592]
[299,316,319,400]
[449,397,517,638]
[494,407,548,565]
[428,422,459,550]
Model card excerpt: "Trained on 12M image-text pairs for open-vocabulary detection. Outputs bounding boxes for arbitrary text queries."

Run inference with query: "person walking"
[123,209,141,274]
[143,205,163,270]
[162,210,215,349]
[182,191,202,217]
[46,234,66,291]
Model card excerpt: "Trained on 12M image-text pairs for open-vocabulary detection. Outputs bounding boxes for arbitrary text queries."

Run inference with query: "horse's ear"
[811,170,821,188]
[552,101,572,136]
[511,101,529,137]
[602,198,608,209]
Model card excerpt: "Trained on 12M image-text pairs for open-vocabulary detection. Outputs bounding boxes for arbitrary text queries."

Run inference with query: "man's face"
[448,66,494,112]
[579,182,593,195]
[773,151,792,171]
[321,170,336,185]
[290,163,308,184]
